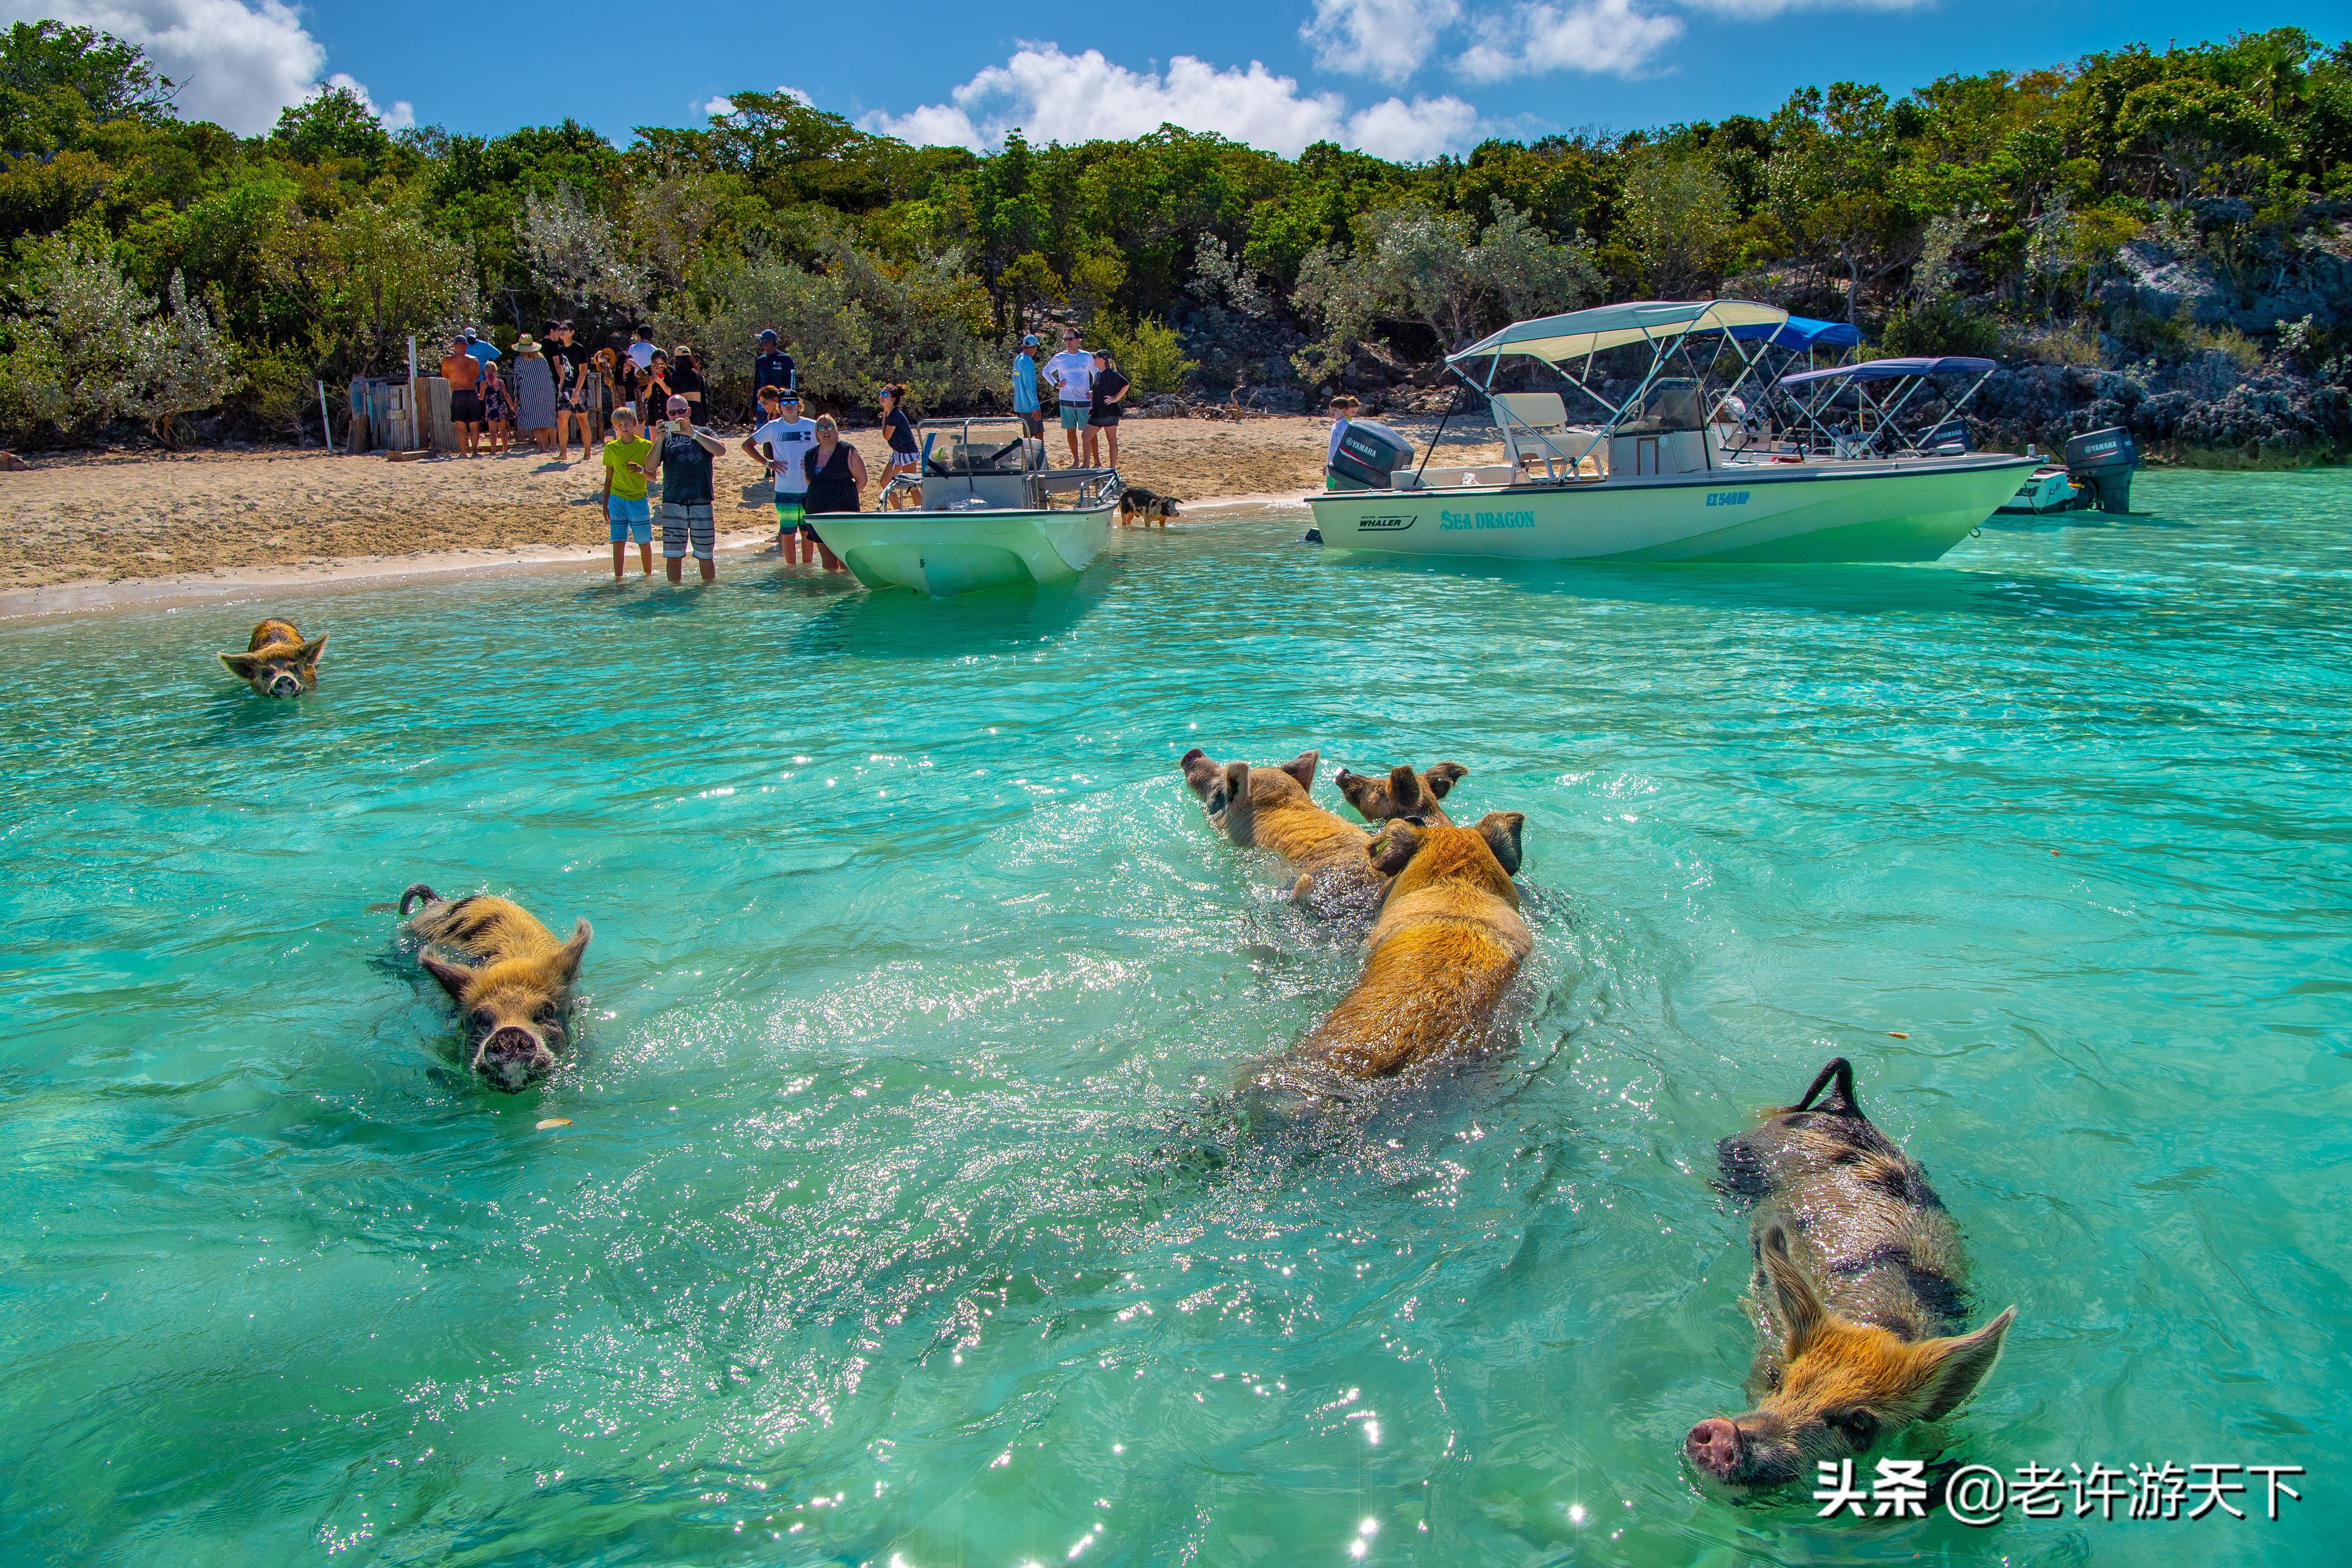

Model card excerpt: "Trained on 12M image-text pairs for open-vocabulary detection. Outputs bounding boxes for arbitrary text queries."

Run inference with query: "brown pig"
[1686,1058,2016,1489]
[1289,814,1530,1078]
[217,618,325,698]
[399,883,590,1091]
[1180,746,1385,915]
[1335,761,1469,827]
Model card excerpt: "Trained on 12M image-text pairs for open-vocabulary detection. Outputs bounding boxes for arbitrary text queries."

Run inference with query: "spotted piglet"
[1686,1058,2016,1489]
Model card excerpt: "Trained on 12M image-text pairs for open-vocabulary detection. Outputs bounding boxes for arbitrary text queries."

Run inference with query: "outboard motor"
[2064,426,2138,514]
[1328,417,1415,490]
[1919,417,1972,454]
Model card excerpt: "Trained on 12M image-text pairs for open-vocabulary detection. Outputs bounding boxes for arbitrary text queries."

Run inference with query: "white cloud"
[863,44,1479,162]
[1302,0,1461,85]
[324,70,411,131]
[0,0,422,136]
[1455,0,1685,82]
[2,0,319,134]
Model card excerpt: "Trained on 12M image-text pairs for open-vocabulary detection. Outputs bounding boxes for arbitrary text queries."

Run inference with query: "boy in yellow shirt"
[602,407,655,580]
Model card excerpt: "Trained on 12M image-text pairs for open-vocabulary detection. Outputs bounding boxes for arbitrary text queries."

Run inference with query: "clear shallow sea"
[1,468,2347,1567]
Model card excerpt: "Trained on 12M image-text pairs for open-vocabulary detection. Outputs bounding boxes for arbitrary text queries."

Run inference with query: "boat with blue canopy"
[1302,300,2034,563]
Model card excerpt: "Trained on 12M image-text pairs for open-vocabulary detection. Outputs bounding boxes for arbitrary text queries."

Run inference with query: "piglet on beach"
[399,883,590,1091]
[217,618,325,698]
[1686,1058,2016,1489]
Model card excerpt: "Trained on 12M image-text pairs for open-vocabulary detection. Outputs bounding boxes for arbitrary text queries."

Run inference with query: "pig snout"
[1685,1418,1744,1480]
[473,1026,555,1091]
[264,669,302,698]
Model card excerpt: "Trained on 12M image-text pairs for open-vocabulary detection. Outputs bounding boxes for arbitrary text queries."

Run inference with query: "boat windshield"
[1618,378,1705,433]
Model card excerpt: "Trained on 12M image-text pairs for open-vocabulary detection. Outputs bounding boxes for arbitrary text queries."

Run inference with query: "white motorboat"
[1992,427,2141,516]
[1305,300,2036,563]
[809,418,1119,596]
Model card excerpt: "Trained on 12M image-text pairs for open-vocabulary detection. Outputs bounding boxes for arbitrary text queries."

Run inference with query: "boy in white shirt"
[743,385,821,564]
[1043,327,1097,466]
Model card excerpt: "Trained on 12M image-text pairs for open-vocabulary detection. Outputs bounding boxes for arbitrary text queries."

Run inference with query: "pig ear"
[554,918,592,982]
[1280,750,1319,791]
[418,951,475,1002]
[1476,811,1526,876]
[1915,1307,2015,1421]
[1423,762,1468,800]
[294,634,327,669]
[218,651,260,677]
[1759,1225,1826,1354]
[1368,820,1425,876]
[1223,761,1250,799]
[1386,765,1427,816]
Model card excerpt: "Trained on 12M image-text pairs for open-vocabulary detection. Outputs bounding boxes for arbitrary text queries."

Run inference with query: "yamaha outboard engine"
[1328,418,1416,490]
[2064,426,2138,514]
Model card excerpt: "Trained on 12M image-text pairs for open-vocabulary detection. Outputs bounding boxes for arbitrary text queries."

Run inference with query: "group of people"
[446,318,1141,588]
[1010,328,1130,468]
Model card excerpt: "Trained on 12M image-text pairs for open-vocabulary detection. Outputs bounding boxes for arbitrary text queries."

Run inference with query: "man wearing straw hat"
[640,394,727,584]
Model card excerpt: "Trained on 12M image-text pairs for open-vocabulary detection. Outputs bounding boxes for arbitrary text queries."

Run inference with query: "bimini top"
[1730,314,1863,351]
[1780,355,1995,388]
[1447,299,1789,367]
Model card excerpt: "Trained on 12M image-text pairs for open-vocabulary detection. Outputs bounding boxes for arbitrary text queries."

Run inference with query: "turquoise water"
[2,469,2346,1566]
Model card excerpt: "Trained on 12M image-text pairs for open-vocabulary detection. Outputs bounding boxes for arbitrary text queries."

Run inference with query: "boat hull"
[810,506,1114,596]
[1304,455,2035,563]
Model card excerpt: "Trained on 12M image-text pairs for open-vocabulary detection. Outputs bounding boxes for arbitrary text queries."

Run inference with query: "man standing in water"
[1043,328,1095,467]
[641,395,727,585]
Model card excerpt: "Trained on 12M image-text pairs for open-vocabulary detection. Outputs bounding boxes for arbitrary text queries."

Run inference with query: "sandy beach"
[0,416,1507,614]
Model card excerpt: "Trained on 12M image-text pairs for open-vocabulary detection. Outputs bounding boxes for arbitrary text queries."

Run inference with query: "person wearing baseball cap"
[751,329,794,419]
[640,394,726,584]
[743,383,821,565]
[1011,333,1043,444]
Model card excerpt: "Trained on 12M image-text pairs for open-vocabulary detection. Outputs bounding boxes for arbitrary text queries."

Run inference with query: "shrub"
[1093,313,1196,394]
[1879,300,2004,359]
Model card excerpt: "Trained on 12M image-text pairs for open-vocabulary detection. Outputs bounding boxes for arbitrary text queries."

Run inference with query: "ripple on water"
[1,469,2347,1564]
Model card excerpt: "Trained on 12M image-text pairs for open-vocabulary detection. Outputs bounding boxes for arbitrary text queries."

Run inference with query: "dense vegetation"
[0,19,2346,446]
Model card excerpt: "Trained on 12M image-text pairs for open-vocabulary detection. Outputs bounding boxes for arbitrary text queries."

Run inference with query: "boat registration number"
[1705,491,1751,507]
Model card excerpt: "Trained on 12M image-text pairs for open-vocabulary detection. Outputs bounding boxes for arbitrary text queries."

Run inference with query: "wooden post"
[318,380,335,455]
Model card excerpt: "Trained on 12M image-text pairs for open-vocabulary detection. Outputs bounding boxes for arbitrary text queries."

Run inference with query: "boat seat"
[1493,392,1603,476]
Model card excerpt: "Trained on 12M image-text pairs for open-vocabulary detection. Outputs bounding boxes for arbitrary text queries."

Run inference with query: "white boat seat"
[1492,392,1589,473]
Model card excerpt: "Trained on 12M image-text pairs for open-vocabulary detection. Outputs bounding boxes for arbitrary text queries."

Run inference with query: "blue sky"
[8,1,2346,154]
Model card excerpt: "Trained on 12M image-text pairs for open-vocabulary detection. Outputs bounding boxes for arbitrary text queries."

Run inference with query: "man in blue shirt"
[462,327,500,370]
[1010,333,1042,444]
[751,329,794,418]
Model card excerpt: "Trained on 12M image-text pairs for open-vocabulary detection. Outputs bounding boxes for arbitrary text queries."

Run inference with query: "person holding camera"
[640,395,728,585]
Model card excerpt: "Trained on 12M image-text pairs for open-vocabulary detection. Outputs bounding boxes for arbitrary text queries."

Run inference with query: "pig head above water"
[1287,814,1530,1080]
[1686,1058,2016,1489]
[1179,746,1385,917]
[1335,761,1469,827]
[399,883,590,1091]
[218,618,325,698]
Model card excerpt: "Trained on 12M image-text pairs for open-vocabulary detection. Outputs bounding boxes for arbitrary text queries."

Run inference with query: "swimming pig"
[1289,814,1530,1078]
[1336,761,1469,827]
[399,883,590,1091]
[1686,1058,2015,1489]
[217,618,325,698]
[1180,746,1385,915]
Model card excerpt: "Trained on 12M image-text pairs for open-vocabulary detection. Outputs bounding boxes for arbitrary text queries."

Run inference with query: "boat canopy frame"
[1436,299,1793,483]
[1774,357,1997,458]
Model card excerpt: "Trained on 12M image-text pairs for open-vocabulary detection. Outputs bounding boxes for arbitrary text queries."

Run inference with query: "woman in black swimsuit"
[800,414,865,573]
